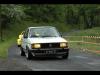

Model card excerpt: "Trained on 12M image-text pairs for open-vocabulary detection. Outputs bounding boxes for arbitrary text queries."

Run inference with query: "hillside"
[67,27,100,36]
[64,27,100,55]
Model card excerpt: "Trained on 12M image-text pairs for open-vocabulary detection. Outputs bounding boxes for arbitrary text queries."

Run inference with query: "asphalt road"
[8,44,100,71]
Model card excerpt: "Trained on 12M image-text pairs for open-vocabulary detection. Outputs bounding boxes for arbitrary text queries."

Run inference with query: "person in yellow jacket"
[17,31,25,47]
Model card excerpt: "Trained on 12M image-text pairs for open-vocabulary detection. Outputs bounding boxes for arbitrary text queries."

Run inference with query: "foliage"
[0,4,100,29]
[0,4,100,41]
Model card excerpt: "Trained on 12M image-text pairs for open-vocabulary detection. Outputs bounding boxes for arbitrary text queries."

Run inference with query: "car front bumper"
[29,48,69,57]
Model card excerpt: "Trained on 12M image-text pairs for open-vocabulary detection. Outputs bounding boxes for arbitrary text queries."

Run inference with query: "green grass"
[0,37,16,58]
[69,42,100,56]
[64,36,82,41]
[69,42,100,50]
[0,28,17,58]
[67,27,100,36]
[66,27,100,54]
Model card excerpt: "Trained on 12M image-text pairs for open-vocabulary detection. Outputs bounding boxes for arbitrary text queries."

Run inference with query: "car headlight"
[60,43,68,48]
[31,44,41,48]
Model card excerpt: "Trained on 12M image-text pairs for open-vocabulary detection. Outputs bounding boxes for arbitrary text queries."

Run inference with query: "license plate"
[46,51,53,54]
[46,50,56,54]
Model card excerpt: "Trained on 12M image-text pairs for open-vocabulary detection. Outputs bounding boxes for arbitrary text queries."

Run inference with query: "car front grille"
[33,49,68,54]
[41,43,60,48]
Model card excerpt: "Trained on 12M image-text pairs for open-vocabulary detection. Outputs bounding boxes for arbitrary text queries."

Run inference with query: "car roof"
[28,26,55,29]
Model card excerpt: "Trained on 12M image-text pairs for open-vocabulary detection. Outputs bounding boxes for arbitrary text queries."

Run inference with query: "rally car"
[17,31,25,47]
[20,26,69,59]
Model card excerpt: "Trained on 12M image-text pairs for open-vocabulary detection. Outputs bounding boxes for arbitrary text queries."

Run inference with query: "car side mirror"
[60,34,63,37]
[59,32,63,37]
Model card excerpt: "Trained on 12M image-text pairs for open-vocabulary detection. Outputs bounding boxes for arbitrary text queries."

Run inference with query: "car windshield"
[29,27,60,38]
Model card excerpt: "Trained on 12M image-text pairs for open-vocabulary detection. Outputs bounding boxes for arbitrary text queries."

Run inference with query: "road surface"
[8,44,100,71]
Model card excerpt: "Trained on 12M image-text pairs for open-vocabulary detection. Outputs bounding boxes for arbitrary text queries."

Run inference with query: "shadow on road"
[26,56,69,61]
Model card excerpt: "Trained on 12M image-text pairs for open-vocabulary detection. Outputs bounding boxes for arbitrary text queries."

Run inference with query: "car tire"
[20,47,25,56]
[18,45,21,47]
[25,47,33,60]
[62,52,69,59]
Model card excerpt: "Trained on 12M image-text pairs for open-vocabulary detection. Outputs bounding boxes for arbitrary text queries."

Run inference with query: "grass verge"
[65,27,100,55]
[69,42,100,55]
[0,37,16,58]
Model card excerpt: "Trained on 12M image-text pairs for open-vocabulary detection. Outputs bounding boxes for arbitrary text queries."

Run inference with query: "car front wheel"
[25,47,33,60]
[62,52,69,59]
[20,47,25,56]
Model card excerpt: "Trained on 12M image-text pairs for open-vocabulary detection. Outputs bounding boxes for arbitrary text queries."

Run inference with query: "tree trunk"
[0,24,3,41]
[0,17,3,41]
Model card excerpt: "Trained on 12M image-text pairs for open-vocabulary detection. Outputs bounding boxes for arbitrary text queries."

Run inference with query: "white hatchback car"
[21,26,69,60]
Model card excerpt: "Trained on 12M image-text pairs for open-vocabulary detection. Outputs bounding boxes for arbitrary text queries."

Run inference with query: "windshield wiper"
[30,35,40,37]
[30,35,57,38]
[41,36,57,37]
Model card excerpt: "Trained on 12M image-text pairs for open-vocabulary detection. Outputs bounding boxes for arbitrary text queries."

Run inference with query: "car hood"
[28,37,67,44]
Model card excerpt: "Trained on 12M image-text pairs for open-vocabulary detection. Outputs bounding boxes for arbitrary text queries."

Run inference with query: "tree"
[23,4,66,23]
[0,4,25,41]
